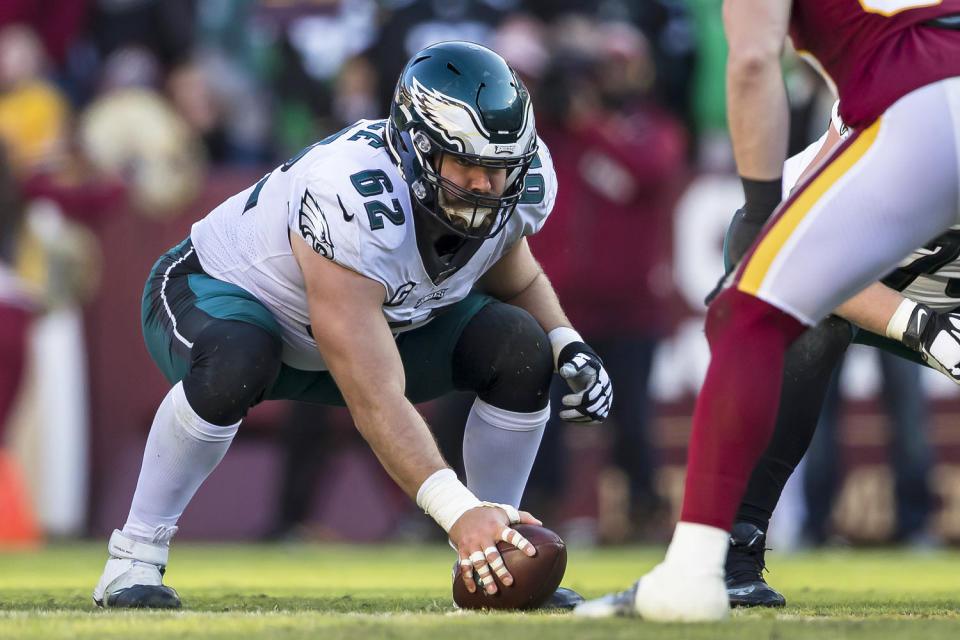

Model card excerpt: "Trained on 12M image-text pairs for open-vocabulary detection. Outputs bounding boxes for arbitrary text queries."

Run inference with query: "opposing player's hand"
[704,206,769,306]
[912,308,960,384]
[557,342,612,424]
[449,504,541,595]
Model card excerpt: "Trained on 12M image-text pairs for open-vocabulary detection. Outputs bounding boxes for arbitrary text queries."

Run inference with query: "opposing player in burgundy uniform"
[93,42,612,610]
[577,0,960,621]
[726,106,960,607]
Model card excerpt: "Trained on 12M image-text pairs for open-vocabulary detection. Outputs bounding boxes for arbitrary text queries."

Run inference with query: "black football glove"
[704,177,783,306]
[901,303,960,384]
[557,342,612,424]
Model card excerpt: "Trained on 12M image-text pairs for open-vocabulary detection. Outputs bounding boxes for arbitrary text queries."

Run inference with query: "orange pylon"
[0,448,42,547]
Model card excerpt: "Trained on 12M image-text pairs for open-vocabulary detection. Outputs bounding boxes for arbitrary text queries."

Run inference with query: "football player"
[725,102,960,607]
[93,42,612,609]
[577,0,960,621]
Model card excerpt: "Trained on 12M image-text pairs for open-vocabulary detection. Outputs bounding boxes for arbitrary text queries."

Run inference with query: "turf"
[1,542,959,639]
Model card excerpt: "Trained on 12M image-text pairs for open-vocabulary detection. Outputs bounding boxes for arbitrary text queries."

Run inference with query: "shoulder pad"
[512,137,558,236]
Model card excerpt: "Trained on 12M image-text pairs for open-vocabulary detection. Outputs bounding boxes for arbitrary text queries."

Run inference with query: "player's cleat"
[93,527,181,609]
[725,522,786,608]
[575,561,728,621]
[572,580,640,618]
[539,586,585,610]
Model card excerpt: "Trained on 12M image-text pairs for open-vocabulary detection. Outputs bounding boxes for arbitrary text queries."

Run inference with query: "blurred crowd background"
[2,0,959,552]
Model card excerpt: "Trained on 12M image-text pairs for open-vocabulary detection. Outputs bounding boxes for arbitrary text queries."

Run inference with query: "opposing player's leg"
[727,315,852,607]
[578,78,960,621]
[95,240,283,608]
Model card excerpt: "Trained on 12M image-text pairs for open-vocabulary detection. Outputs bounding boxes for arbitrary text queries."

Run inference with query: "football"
[452,524,567,610]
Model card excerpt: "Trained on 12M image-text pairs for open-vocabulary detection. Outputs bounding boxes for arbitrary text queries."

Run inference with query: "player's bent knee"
[787,315,852,379]
[452,302,553,413]
[182,320,282,425]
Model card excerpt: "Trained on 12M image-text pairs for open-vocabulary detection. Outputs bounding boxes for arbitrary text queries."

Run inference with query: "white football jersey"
[190,119,557,370]
[784,103,960,312]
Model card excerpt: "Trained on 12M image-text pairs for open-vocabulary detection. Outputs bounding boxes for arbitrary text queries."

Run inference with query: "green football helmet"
[386,41,538,240]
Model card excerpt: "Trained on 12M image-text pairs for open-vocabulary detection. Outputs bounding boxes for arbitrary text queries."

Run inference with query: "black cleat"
[539,586,585,610]
[103,584,182,609]
[725,522,786,608]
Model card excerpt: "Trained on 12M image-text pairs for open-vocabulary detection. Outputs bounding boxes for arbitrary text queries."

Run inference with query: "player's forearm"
[833,282,904,336]
[347,393,447,497]
[726,61,789,179]
[345,388,490,533]
[499,268,571,335]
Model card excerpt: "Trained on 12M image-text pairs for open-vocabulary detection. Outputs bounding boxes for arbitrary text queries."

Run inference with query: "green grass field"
[1,542,959,639]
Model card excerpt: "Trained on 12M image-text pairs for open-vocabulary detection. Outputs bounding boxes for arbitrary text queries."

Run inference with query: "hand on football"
[557,343,612,424]
[449,505,541,595]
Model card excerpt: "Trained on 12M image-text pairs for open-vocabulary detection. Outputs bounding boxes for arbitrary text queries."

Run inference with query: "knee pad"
[785,314,853,384]
[452,302,553,413]
[182,320,282,425]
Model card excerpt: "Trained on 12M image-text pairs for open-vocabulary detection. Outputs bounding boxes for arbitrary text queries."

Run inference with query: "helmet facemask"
[408,129,536,240]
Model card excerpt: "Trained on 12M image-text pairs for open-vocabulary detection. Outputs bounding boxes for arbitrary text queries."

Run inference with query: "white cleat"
[576,522,731,621]
[93,526,182,609]
[575,563,729,621]
[634,561,729,621]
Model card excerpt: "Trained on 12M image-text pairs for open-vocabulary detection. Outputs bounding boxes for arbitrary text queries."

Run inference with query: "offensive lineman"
[577,0,960,621]
[93,42,612,609]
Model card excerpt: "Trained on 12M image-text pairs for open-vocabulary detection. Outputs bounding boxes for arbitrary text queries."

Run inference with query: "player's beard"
[438,188,495,234]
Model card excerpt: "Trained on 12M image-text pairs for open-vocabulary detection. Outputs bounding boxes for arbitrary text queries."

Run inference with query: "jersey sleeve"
[782,132,828,197]
[287,165,365,276]
[512,137,558,237]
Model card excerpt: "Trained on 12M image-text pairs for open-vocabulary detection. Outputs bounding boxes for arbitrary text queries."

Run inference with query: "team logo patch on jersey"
[414,288,448,308]
[385,281,416,306]
[299,189,334,259]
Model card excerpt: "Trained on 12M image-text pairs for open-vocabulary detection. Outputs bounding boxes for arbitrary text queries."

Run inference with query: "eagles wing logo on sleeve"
[299,189,334,259]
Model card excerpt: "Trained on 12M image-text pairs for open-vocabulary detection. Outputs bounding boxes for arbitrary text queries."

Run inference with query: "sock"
[662,522,731,576]
[462,398,549,507]
[680,287,806,531]
[122,382,240,541]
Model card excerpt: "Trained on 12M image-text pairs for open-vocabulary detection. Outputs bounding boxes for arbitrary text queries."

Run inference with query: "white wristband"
[416,468,482,533]
[885,298,918,342]
[547,326,583,370]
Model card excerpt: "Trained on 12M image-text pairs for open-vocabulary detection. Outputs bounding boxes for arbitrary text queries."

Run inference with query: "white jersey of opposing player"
[190,119,557,371]
[783,102,960,312]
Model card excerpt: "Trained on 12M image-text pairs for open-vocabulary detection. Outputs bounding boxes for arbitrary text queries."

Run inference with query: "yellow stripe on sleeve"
[739,117,882,296]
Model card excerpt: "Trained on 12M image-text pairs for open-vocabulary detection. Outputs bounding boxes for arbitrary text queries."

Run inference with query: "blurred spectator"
[0,0,93,65]
[526,18,689,542]
[367,0,516,112]
[259,0,379,155]
[0,24,71,175]
[86,0,196,69]
[78,45,205,219]
[602,0,697,132]
[167,53,272,165]
[0,144,33,439]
